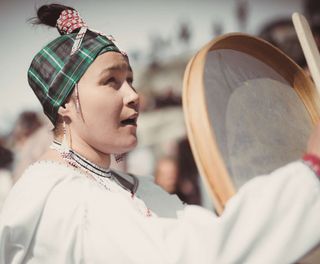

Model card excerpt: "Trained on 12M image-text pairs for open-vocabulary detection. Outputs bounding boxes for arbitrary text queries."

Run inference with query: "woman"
[0,4,319,263]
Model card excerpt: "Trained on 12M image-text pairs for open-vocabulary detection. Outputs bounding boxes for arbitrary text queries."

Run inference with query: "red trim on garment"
[303,153,320,177]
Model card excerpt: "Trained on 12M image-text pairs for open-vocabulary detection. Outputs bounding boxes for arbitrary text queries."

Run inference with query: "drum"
[183,33,320,214]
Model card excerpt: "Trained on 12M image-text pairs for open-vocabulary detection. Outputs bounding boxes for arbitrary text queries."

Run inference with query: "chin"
[124,137,138,152]
[114,136,138,154]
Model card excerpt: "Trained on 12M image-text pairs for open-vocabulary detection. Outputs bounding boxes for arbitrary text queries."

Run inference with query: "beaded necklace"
[52,140,112,177]
[50,141,153,217]
[50,141,119,192]
[51,140,112,177]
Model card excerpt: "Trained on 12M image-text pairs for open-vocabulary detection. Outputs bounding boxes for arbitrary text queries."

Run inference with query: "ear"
[57,100,74,122]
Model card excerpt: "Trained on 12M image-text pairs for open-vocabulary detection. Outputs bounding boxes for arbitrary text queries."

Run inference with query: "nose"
[123,81,139,108]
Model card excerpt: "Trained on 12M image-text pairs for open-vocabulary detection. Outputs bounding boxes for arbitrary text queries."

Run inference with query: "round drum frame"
[182,33,320,214]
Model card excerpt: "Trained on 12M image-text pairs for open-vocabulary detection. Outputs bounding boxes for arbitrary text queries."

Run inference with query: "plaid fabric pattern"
[28,30,120,124]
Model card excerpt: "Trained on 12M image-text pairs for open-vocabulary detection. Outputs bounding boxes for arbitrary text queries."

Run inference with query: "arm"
[82,161,319,264]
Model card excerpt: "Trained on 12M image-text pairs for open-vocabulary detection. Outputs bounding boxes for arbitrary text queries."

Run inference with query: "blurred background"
[1,0,320,211]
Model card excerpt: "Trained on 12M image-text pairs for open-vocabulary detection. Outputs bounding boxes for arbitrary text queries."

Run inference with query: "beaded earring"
[61,120,72,159]
[75,83,80,113]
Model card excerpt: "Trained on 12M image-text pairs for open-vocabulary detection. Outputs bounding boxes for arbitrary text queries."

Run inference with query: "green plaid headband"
[28,29,120,124]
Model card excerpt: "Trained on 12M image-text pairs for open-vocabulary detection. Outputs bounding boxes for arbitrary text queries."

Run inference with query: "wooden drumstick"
[292,12,320,94]
[292,12,320,264]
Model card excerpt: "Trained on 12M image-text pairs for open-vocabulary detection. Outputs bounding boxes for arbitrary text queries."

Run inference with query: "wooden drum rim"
[182,33,320,214]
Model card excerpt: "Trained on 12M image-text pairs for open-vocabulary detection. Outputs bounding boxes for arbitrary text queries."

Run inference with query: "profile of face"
[60,52,139,155]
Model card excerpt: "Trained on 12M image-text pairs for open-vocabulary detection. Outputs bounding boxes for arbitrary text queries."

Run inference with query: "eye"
[127,77,134,85]
[105,77,117,85]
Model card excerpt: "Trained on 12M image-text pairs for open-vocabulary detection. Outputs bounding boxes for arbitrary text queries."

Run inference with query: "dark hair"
[30,4,75,34]
[13,111,43,139]
[0,146,13,170]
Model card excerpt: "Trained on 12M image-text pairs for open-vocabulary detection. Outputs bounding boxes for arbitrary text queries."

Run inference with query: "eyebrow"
[99,64,132,77]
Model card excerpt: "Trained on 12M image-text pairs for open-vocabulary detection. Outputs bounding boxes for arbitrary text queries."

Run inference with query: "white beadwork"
[49,142,153,217]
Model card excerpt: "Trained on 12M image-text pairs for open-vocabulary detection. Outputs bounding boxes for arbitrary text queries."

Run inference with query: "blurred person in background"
[12,119,53,183]
[155,155,178,194]
[175,138,201,205]
[154,139,201,206]
[7,111,44,175]
[258,0,320,75]
[6,111,49,183]
[8,111,43,153]
[0,145,13,211]
[1,3,320,264]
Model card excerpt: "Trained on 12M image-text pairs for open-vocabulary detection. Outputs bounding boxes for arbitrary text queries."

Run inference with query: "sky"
[0,0,304,133]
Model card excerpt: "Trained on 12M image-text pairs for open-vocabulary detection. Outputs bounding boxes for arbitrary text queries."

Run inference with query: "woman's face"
[67,51,139,155]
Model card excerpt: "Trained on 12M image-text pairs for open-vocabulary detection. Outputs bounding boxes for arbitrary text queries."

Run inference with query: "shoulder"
[11,160,87,198]
[1,161,95,222]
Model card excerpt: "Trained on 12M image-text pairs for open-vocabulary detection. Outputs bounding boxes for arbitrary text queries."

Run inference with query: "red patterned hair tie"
[56,9,87,35]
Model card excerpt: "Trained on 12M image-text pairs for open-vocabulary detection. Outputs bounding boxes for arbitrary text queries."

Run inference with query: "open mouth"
[120,114,138,126]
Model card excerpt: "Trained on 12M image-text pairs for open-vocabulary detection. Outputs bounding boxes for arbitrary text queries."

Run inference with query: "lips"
[120,113,138,126]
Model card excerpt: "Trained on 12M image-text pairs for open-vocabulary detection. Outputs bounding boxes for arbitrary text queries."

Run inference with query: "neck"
[55,135,111,170]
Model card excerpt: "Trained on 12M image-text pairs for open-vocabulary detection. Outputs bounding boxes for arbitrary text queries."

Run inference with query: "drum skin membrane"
[204,49,312,188]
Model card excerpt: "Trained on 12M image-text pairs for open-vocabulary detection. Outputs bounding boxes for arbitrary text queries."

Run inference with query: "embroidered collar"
[50,141,138,195]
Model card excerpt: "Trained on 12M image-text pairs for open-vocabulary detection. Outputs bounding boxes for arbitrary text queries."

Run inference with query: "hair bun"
[35,4,75,29]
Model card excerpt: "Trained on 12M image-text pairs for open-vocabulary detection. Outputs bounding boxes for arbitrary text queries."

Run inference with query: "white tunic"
[0,160,319,264]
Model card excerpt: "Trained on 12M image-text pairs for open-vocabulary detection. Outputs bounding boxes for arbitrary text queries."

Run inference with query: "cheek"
[75,88,137,153]
[80,90,123,127]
